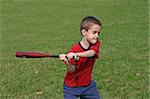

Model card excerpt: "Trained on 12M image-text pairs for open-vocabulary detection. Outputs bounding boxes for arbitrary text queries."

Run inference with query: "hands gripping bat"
[16,51,80,60]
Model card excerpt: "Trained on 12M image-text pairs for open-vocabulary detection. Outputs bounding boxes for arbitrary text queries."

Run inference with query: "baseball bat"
[16,52,59,58]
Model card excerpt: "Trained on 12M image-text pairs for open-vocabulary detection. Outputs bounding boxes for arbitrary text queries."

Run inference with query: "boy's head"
[80,16,102,34]
[80,16,102,44]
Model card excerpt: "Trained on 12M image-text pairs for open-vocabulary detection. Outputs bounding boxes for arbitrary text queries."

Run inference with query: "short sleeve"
[90,40,100,58]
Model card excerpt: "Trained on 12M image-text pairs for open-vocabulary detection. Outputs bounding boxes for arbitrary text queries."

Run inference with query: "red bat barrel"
[16,52,59,58]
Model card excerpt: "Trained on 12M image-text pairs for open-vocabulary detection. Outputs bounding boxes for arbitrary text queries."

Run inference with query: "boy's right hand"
[59,54,68,62]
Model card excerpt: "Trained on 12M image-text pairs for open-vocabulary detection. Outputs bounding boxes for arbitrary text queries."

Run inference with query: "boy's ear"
[81,29,87,36]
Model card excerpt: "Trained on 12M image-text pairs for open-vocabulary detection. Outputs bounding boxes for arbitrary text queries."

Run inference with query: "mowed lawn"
[0,0,149,99]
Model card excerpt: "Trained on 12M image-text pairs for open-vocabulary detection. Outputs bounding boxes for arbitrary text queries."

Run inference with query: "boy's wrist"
[77,53,81,57]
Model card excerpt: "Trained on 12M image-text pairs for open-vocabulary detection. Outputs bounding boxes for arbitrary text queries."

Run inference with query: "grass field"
[0,0,149,99]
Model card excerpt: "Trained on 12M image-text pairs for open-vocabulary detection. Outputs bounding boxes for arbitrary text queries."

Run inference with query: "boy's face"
[82,24,101,44]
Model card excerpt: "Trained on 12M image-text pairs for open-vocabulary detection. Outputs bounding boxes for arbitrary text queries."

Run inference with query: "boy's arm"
[77,50,96,57]
[59,54,75,73]
[67,50,96,59]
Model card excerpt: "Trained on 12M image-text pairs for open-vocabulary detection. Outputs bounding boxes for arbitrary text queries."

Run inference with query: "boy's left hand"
[67,52,80,60]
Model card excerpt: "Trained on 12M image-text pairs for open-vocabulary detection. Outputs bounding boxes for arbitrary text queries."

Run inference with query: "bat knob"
[72,55,80,60]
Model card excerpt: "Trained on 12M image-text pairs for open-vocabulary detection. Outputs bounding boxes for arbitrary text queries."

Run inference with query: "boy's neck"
[80,38,90,49]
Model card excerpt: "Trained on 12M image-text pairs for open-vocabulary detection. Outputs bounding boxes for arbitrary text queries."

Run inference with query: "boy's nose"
[95,33,99,38]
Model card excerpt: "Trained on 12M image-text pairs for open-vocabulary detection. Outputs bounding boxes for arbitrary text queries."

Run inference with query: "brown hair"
[80,16,102,33]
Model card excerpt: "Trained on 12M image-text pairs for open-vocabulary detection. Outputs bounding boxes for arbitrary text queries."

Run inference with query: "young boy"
[59,16,102,99]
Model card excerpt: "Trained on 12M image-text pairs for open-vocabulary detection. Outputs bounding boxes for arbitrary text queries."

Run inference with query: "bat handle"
[50,54,59,58]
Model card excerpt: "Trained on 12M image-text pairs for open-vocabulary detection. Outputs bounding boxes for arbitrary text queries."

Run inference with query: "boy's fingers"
[67,52,76,59]
[59,54,67,61]
[59,54,70,63]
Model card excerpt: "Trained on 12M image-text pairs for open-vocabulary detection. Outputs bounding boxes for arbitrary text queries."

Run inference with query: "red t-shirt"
[64,40,100,87]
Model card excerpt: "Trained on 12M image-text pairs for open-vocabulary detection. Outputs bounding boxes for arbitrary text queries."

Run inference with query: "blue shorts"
[63,80,100,99]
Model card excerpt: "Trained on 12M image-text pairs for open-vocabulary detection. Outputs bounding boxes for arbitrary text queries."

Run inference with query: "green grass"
[0,0,149,98]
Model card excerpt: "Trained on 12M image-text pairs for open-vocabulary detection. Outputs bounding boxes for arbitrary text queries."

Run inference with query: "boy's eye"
[93,31,100,35]
[93,31,97,34]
